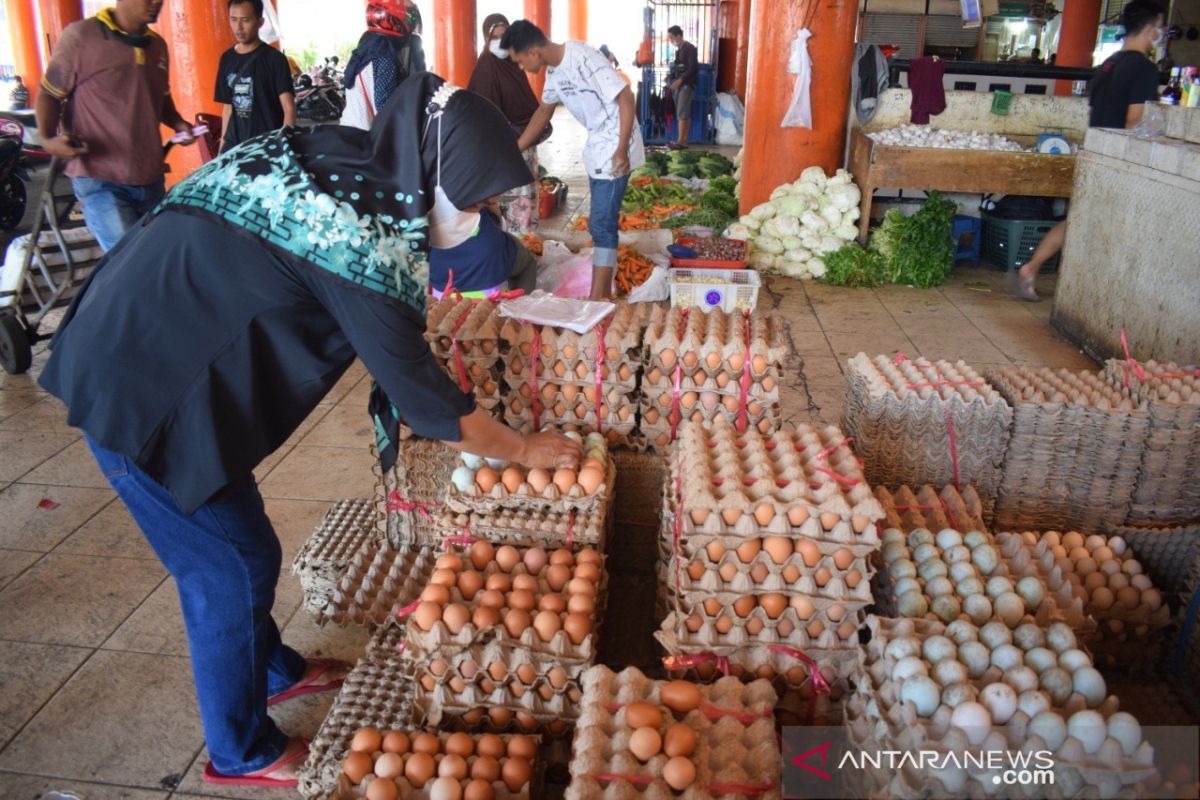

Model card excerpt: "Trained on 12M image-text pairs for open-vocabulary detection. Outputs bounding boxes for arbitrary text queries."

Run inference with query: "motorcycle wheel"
[0,314,32,374]
[0,173,27,231]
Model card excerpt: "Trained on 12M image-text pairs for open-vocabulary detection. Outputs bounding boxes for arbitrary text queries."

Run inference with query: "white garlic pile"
[867,124,1027,152]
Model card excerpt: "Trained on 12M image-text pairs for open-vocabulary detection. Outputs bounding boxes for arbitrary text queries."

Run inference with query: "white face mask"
[489,40,509,59]
[428,186,479,249]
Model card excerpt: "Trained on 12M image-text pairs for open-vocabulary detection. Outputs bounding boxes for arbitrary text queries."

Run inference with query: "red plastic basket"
[669,237,749,270]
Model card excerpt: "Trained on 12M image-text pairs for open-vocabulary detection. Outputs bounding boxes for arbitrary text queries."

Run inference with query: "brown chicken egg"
[552,468,577,494]
[471,606,501,630]
[721,507,743,526]
[412,732,441,755]
[539,593,566,614]
[343,751,374,784]
[663,723,697,757]
[625,701,663,729]
[421,584,451,604]
[706,541,727,561]
[413,601,442,631]
[511,574,539,592]
[442,603,470,634]
[563,613,591,644]
[463,779,495,800]
[500,467,524,493]
[787,506,810,527]
[567,593,595,614]
[733,596,756,618]
[547,666,569,689]
[381,731,410,755]
[791,595,816,620]
[489,707,513,727]
[484,573,511,593]
[690,508,710,526]
[502,757,533,791]
[703,598,721,616]
[719,562,739,582]
[685,613,703,632]
[507,589,536,612]
[714,615,734,634]
[796,540,821,567]
[663,756,697,791]
[495,546,521,572]
[471,755,501,782]
[457,571,484,601]
[544,564,571,592]
[504,609,531,637]
[754,504,777,526]
[526,468,552,493]
[552,548,578,566]
[475,467,499,493]
[469,540,495,570]
[533,610,562,642]
[366,777,400,800]
[819,511,840,531]
[833,548,854,570]
[477,733,506,759]
[404,751,437,787]
[736,538,761,563]
[764,536,792,565]
[760,593,788,619]
[577,466,605,494]
[781,564,801,583]
[567,577,595,596]
[629,727,662,761]
[661,680,703,714]
[746,617,765,635]
[351,726,382,753]
[478,588,506,609]
[575,562,602,584]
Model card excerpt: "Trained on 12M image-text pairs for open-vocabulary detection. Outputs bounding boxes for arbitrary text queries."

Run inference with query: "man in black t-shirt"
[667,25,699,150]
[215,0,295,154]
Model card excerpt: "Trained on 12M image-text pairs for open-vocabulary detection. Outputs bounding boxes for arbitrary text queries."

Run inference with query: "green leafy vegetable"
[662,208,734,232]
[824,245,887,287]
[868,191,956,288]
[700,188,739,218]
[709,175,738,194]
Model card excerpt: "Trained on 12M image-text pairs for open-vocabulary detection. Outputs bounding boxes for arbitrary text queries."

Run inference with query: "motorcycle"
[0,111,50,231]
[295,56,346,123]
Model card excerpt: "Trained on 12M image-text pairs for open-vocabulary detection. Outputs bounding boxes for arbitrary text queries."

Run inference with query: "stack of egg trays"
[873,484,988,536]
[498,303,647,446]
[298,623,419,799]
[845,615,1155,800]
[842,353,1012,518]
[987,366,1150,533]
[1103,358,1200,527]
[444,459,616,517]
[425,295,509,418]
[656,419,883,662]
[1105,522,1200,605]
[435,502,610,551]
[292,499,377,615]
[311,537,439,627]
[565,665,782,800]
[639,304,787,451]
[375,438,460,547]
[1000,531,1171,668]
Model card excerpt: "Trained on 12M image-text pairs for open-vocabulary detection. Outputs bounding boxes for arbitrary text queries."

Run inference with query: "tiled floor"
[0,110,1095,798]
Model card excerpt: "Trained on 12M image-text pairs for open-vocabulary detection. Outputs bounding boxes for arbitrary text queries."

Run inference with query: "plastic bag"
[782,29,813,128]
[535,244,595,298]
[498,291,616,333]
[628,258,671,303]
[715,93,746,145]
[1133,102,1166,139]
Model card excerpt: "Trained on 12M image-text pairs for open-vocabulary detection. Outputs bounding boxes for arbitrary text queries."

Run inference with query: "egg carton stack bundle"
[655,419,883,676]
[375,439,460,548]
[1103,359,1200,526]
[498,303,648,447]
[1104,523,1200,604]
[842,354,1012,517]
[988,367,1150,533]
[293,499,378,615]
[845,615,1155,800]
[402,543,608,735]
[298,624,418,799]
[638,305,787,451]
[874,526,1090,631]
[565,666,782,800]
[997,531,1172,670]
[425,296,508,418]
[308,538,440,627]
[873,484,988,534]
[435,504,609,551]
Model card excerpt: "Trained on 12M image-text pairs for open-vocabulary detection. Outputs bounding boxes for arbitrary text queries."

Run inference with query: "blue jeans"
[71,176,166,252]
[85,436,306,775]
[588,174,630,268]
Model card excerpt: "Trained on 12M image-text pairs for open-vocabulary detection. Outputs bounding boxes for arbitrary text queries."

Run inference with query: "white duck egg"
[1106,712,1142,757]
[450,466,477,492]
[1130,574,1152,591]
[926,576,954,598]
[1108,536,1127,556]
[955,576,984,598]
[912,541,940,565]
[971,544,1000,575]
[979,621,1013,649]
[891,656,929,682]
[1013,623,1045,651]
[884,636,922,662]
[942,682,978,709]
[918,559,949,582]
[943,545,971,565]
[959,641,991,678]
[563,432,583,444]
[980,683,1018,725]
[880,542,908,564]
[1067,710,1107,754]
[963,530,990,549]
[995,592,1026,628]
[948,561,978,583]
[1072,667,1106,707]
[881,528,906,546]
[1046,623,1077,654]
[893,577,921,598]
[1024,647,1059,675]
[1058,648,1092,674]
[950,701,993,746]
[1029,711,1068,750]
[1004,666,1039,694]
[991,644,1024,671]
[933,659,970,687]
[922,635,958,664]
[890,559,918,580]
[944,619,979,645]
[899,676,941,717]
[1084,534,1106,551]
[964,594,993,625]
[1100,559,1122,576]
[1015,576,1046,609]
[985,576,1015,599]
[909,529,935,547]
[931,594,962,623]
[936,528,964,549]
[1018,690,1052,718]
[897,591,929,618]
[460,453,484,469]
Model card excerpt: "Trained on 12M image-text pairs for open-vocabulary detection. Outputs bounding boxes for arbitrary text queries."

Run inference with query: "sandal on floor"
[203,737,309,787]
[1013,274,1039,302]
[667,142,687,151]
[267,658,349,705]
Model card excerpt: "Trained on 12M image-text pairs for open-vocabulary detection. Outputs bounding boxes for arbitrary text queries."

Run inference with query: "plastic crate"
[981,212,1060,273]
[669,267,760,313]
[669,237,748,269]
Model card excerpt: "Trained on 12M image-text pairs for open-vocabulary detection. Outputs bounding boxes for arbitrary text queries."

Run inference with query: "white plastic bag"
[628,259,670,303]
[782,28,813,129]
[715,93,745,145]
[498,291,616,334]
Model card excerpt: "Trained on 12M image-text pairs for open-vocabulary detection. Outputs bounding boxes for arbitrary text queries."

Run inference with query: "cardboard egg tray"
[1105,523,1200,604]
[309,538,438,627]
[657,640,860,698]
[640,397,784,451]
[412,642,586,704]
[401,558,609,666]
[503,385,641,440]
[665,419,885,543]
[376,439,459,547]
[842,354,1012,503]
[988,366,1151,533]
[298,624,420,799]
[872,484,988,535]
[565,665,782,800]
[293,499,378,614]
[1103,358,1200,527]
[498,303,648,391]
[641,304,788,377]
[844,615,1155,798]
[409,696,575,740]
[436,503,608,550]
[872,527,1088,631]
[426,296,507,364]
[445,459,616,515]
[501,351,640,394]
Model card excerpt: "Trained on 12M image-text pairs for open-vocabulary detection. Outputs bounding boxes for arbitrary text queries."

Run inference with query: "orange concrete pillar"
[35,0,81,56]
[155,0,228,179]
[524,0,551,98]
[733,0,752,100]
[433,0,477,86]
[1054,0,1101,95]
[568,0,587,42]
[739,0,858,212]
[5,0,43,102]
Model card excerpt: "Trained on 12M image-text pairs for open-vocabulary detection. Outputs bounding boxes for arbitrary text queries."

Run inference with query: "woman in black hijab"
[468,13,544,233]
[38,73,580,788]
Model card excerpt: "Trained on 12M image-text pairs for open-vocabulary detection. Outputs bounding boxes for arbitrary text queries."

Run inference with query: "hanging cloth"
[908,56,947,124]
[852,43,890,125]
[782,29,814,128]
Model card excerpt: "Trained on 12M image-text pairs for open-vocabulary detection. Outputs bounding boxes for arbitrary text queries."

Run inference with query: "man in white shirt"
[503,20,644,300]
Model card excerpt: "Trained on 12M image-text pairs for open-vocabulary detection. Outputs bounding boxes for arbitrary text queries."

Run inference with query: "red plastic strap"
[1120,328,1146,387]
[566,509,576,550]
[892,352,909,365]
[736,310,752,434]
[668,363,684,441]
[386,490,438,522]
[662,652,731,676]
[530,325,543,430]
[814,466,860,487]
[448,302,472,393]
[395,599,421,618]
[707,779,774,796]
[442,269,464,302]
[442,532,477,550]
[673,466,684,592]
[699,701,773,725]
[768,644,832,696]
[590,774,656,786]
[938,493,960,530]
[943,409,962,490]
[487,288,524,301]
[396,640,406,654]
[814,437,853,462]
[594,317,609,434]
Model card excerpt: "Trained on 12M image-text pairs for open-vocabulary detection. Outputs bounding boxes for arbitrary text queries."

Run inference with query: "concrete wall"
[856,88,1090,141]
[1050,124,1200,365]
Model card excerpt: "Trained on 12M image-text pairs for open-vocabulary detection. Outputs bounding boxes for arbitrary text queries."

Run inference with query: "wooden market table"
[849,128,1077,242]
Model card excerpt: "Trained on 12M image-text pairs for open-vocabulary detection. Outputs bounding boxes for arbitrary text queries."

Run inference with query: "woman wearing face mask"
[468,14,544,233]
[37,73,581,788]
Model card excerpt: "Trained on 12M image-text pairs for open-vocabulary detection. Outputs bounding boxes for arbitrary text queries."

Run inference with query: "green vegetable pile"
[824,192,957,288]
[662,208,736,232]
[620,178,696,214]
[634,150,735,180]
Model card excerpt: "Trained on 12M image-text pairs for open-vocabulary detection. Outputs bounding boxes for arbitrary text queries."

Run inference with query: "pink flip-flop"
[268,658,348,706]
[203,738,309,787]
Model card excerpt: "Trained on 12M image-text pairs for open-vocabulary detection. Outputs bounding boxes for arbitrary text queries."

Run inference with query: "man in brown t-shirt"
[36,0,196,250]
